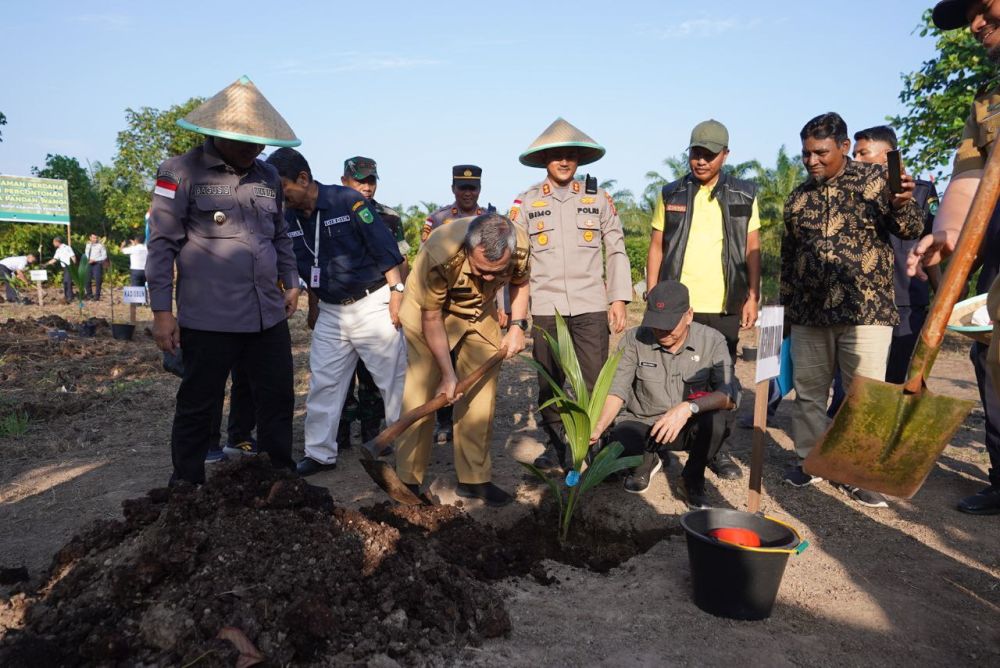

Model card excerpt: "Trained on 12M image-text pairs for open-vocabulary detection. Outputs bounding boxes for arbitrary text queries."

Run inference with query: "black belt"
[333,278,387,305]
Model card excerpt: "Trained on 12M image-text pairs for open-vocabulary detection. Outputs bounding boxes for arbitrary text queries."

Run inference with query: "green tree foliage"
[891,9,995,179]
[396,202,439,260]
[98,98,204,236]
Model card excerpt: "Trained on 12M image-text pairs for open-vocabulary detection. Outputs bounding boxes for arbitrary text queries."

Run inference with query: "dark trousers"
[61,265,74,301]
[209,363,256,448]
[693,312,740,362]
[611,413,727,485]
[885,305,927,384]
[129,269,146,287]
[971,342,1000,487]
[86,262,103,299]
[533,312,609,444]
[0,266,18,302]
[171,322,294,484]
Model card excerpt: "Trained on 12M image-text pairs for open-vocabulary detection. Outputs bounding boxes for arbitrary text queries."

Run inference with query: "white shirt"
[53,244,76,267]
[0,256,28,272]
[121,243,148,270]
[85,241,107,263]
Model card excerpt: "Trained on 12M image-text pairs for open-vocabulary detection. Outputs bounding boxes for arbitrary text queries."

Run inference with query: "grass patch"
[0,410,30,437]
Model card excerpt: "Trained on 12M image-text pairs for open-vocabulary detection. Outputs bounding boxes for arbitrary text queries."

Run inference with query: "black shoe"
[533,440,567,472]
[405,482,423,498]
[837,484,889,508]
[337,421,352,449]
[296,457,337,477]
[361,421,381,444]
[681,477,710,509]
[708,452,742,480]
[783,465,822,487]
[455,482,513,507]
[434,422,453,445]
[623,452,663,494]
[957,485,1000,515]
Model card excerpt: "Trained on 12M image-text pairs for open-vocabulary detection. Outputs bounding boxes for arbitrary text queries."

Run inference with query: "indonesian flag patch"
[154,172,179,200]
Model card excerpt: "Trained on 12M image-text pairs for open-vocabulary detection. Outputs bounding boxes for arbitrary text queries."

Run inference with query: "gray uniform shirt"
[609,323,738,425]
[146,139,298,333]
[511,179,631,316]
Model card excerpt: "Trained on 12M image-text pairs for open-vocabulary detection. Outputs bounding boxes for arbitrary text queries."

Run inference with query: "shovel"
[359,346,508,505]
[801,151,1000,499]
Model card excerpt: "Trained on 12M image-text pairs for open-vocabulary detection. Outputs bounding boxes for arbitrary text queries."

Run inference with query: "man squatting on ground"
[392,213,530,506]
[908,0,1000,515]
[265,147,407,477]
[590,281,738,509]
[147,77,300,485]
[0,253,36,303]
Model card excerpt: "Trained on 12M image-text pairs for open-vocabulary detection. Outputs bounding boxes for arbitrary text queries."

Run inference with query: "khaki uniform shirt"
[510,179,631,317]
[421,202,485,244]
[147,139,298,332]
[609,323,738,425]
[400,217,530,347]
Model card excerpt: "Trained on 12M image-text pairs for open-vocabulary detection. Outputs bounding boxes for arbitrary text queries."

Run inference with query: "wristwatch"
[510,319,529,331]
[390,282,405,293]
[687,401,700,415]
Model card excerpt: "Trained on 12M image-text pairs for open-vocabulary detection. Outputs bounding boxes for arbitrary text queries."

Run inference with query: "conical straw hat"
[519,117,605,167]
[177,76,301,147]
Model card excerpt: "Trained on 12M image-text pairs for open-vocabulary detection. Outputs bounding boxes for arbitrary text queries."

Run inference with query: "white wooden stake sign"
[122,286,146,324]
[29,269,47,306]
[748,306,784,513]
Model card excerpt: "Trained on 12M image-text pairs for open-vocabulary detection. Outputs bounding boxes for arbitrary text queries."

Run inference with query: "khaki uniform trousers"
[396,317,500,485]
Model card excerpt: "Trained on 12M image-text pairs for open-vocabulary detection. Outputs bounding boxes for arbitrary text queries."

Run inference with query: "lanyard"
[296,210,322,268]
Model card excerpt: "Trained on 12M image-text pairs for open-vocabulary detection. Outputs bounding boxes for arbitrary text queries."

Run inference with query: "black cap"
[641,280,690,331]
[452,164,482,187]
[932,0,974,30]
[344,156,378,180]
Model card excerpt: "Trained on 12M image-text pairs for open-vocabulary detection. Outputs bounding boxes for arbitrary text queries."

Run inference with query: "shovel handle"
[367,346,508,453]
[906,142,1000,393]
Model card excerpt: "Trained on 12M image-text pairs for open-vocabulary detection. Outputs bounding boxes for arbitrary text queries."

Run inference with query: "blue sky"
[1,1,942,210]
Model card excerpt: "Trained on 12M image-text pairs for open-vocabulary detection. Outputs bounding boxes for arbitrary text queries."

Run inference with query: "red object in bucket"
[708,527,762,547]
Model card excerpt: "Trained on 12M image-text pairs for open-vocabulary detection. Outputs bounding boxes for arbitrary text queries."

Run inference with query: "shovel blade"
[803,377,975,498]
[358,458,433,506]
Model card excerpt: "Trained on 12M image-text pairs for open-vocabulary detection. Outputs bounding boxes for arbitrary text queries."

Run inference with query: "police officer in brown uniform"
[421,165,487,244]
[909,0,1000,514]
[394,213,531,506]
[510,118,632,471]
[147,76,301,485]
[423,165,489,445]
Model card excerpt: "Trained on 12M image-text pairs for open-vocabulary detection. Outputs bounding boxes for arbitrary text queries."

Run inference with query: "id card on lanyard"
[297,211,322,288]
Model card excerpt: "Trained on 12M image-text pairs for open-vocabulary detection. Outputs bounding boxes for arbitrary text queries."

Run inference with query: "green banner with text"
[0,174,70,224]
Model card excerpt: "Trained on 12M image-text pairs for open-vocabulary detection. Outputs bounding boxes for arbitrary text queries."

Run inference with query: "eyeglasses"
[456,184,480,191]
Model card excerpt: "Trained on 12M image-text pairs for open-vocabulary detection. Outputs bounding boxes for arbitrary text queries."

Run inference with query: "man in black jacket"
[646,119,760,481]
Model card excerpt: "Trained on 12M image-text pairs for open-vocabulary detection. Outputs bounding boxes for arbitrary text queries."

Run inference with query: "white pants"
[304,285,407,464]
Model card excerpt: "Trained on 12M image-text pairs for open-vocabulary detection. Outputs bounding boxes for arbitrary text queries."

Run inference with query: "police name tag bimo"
[310,266,321,288]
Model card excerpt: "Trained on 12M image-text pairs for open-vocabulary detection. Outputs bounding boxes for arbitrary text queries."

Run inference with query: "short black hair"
[800,112,849,146]
[266,147,312,181]
[854,125,898,150]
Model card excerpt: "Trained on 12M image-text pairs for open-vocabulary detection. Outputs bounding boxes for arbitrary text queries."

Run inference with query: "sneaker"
[623,452,663,494]
[783,465,822,487]
[205,448,227,464]
[680,477,710,509]
[223,439,258,457]
[455,481,513,507]
[838,484,889,508]
[957,485,1000,515]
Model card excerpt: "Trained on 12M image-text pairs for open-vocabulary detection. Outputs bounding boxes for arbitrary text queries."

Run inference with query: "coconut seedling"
[70,254,91,328]
[520,312,642,542]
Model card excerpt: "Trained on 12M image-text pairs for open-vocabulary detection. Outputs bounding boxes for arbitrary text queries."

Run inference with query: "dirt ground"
[1,288,998,666]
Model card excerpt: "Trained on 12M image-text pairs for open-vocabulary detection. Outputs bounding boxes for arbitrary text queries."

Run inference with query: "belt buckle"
[342,296,356,305]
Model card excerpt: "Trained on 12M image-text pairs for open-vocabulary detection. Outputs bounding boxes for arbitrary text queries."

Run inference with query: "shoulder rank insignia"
[451,207,458,215]
[572,181,581,194]
[542,183,551,196]
[351,200,364,212]
[421,222,433,242]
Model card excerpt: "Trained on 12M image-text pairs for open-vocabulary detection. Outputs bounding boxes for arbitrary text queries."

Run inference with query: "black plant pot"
[111,323,135,341]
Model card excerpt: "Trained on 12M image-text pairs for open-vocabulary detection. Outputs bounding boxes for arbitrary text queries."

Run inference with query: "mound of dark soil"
[0,459,674,665]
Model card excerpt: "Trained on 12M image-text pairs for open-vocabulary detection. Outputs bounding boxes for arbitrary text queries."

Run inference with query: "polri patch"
[252,185,276,199]
[194,184,232,196]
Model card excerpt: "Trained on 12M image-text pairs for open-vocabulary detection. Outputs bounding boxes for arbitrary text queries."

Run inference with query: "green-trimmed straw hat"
[177,76,301,147]
[519,117,605,168]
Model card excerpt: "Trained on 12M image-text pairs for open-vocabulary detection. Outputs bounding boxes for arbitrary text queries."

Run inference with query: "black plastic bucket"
[111,323,135,341]
[680,509,807,620]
